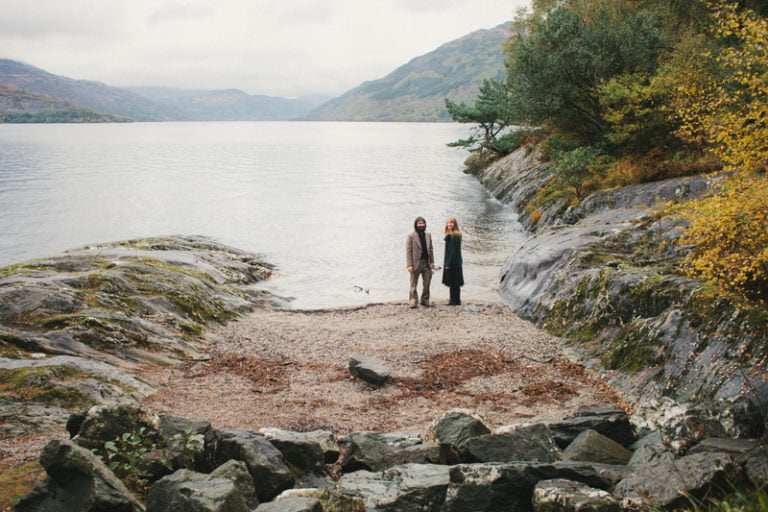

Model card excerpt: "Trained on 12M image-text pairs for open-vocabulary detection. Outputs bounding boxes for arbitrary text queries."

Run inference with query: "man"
[406,216,435,308]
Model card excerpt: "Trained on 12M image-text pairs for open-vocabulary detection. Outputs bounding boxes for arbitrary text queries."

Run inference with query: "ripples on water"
[0,122,525,308]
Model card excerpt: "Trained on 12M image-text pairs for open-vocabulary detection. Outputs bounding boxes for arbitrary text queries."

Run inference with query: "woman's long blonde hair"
[444,217,462,238]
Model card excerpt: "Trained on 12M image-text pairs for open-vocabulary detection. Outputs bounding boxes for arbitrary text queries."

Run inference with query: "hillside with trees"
[304,24,510,121]
[450,0,768,309]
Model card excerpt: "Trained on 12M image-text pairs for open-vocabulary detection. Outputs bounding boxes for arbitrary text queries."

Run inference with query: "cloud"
[0,1,127,37]
[148,2,215,24]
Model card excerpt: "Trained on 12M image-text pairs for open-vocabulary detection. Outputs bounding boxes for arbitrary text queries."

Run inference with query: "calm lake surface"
[0,122,525,308]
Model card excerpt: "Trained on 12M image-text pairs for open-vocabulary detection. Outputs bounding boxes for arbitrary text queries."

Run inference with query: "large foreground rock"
[429,410,491,450]
[211,429,295,502]
[72,401,162,450]
[11,439,143,512]
[337,463,450,511]
[544,407,635,449]
[145,469,249,512]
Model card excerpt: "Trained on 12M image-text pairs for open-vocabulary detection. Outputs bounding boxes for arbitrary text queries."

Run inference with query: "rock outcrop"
[472,147,768,425]
[0,236,280,438]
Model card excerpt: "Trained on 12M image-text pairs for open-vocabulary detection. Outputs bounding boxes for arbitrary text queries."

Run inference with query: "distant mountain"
[305,23,510,122]
[0,81,128,122]
[125,86,329,121]
[0,59,177,121]
[1,21,509,124]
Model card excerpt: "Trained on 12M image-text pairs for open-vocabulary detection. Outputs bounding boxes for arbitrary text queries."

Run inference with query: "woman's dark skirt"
[442,267,464,288]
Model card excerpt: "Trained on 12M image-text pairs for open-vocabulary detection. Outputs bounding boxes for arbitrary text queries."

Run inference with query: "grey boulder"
[11,439,143,512]
[430,410,491,453]
[349,356,391,386]
[212,429,294,502]
[210,460,259,509]
[337,463,450,511]
[341,432,440,473]
[145,468,249,512]
[460,423,562,463]
[562,429,632,466]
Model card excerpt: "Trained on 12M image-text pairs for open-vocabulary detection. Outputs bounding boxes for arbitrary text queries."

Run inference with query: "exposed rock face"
[1,236,277,366]
[259,428,328,473]
[340,432,441,473]
[544,407,636,449]
[474,147,768,424]
[209,460,260,509]
[613,450,747,509]
[0,236,280,445]
[254,496,322,512]
[444,461,622,512]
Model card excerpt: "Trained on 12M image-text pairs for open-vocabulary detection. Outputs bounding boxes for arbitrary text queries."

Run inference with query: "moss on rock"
[0,365,90,407]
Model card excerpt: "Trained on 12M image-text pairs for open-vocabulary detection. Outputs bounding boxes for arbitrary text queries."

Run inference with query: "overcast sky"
[0,0,531,98]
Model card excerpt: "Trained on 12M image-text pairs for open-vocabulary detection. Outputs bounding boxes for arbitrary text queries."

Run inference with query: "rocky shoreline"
[471,146,768,415]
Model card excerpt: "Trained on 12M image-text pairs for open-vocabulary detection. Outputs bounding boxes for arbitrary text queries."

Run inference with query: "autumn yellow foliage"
[675,174,768,302]
[671,1,768,174]
[668,1,768,303]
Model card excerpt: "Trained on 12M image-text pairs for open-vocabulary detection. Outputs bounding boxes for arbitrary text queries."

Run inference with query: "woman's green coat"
[442,234,464,288]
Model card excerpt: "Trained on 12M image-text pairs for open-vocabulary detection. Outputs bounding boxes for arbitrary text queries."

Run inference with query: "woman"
[442,217,464,305]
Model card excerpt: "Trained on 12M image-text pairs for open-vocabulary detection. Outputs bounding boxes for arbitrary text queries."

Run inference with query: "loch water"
[0,122,525,308]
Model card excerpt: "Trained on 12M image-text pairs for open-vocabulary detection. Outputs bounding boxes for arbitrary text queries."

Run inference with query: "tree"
[505,4,664,145]
[445,78,519,154]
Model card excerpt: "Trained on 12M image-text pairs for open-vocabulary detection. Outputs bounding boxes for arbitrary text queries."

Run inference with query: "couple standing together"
[406,216,464,308]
